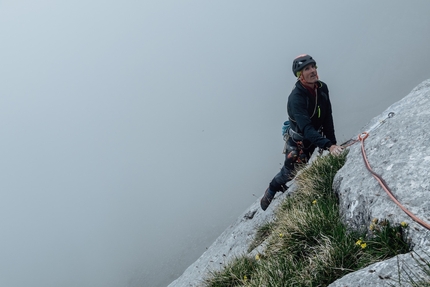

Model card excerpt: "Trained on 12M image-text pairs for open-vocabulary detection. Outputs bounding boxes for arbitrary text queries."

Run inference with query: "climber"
[260,54,344,211]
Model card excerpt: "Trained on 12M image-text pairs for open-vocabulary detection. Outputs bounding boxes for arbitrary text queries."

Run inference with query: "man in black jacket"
[260,54,344,211]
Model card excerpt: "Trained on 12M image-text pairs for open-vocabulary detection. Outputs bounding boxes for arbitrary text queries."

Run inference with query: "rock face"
[329,79,430,286]
[334,79,430,247]
[169,79,430,287]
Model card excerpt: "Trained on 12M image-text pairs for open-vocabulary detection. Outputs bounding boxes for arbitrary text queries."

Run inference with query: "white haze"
[0,1,429,286]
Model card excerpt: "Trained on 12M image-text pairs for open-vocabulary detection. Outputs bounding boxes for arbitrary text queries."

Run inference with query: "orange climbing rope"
[358,132,430,230]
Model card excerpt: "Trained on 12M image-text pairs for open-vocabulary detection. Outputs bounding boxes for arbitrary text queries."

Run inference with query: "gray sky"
[1,1,430,286]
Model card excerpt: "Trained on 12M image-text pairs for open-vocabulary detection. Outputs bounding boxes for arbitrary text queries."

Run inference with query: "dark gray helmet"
[292,54,316,77]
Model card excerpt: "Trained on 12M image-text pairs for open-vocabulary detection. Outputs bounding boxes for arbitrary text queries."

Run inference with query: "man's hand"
[329,145,344,156]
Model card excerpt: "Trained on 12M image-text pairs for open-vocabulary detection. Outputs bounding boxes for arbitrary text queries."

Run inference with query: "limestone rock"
[334,79,430,248]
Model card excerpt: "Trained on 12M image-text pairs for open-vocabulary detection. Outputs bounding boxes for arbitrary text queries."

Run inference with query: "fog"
[0,1,429,286]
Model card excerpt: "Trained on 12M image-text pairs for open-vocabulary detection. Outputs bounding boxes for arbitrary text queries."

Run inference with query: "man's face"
[301,64,318,84]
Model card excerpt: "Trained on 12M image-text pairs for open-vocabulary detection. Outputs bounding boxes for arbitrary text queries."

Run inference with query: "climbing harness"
[358,130,430,231]
[294,141,308,164]
[283,140,308,164]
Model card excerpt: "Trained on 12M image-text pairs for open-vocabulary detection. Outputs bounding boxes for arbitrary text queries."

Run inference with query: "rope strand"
[359,132,430,230]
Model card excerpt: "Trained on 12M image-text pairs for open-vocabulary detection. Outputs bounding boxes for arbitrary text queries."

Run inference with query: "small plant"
[364,219,411,261]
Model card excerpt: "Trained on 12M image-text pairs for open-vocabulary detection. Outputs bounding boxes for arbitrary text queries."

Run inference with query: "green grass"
[204,151,411,287]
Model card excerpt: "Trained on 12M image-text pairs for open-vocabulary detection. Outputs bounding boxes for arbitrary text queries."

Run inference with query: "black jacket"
[287,80,337,149]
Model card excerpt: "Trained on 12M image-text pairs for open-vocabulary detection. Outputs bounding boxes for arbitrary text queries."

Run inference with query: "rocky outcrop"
[169,79,430,287]
[329,79,430,286]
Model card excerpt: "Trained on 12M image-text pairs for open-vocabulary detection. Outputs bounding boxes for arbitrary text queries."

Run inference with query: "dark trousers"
[269,138,316,192]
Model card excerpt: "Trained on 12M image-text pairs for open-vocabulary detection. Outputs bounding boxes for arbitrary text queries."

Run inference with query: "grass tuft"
[205,256,258,287]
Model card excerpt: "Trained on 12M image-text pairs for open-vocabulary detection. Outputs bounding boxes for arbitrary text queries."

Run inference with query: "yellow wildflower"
[401,221,408,228]
[279,233,284,238]
[243,275,248,282]
[361,243,367,249]
[312,200,317,204]
[255,254,260,260]
[355,239,362,246]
